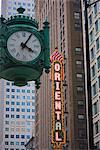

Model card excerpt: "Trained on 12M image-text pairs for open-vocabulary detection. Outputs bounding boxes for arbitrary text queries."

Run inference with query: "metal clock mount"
[0,7,50,89]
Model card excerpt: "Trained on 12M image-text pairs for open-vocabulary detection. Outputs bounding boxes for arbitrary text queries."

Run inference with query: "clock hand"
[21,43,33,52]
[21,33,32,49]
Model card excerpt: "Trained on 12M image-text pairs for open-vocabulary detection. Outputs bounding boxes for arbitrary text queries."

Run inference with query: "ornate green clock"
[7,31,41,62]
[0,7,50,88]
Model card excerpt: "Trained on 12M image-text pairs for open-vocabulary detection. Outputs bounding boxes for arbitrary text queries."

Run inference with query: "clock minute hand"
[22,33,32,49]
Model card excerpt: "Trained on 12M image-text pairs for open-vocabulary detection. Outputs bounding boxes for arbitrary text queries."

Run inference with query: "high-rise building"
[1,0,35,18]
[82,0,100,149]
[0,81,35,150]
[35,0,88,150]
[0,0,36,150]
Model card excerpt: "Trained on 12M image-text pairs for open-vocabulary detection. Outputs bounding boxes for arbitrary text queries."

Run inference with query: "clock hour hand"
[20,43,33,52]
[21,33,32,49]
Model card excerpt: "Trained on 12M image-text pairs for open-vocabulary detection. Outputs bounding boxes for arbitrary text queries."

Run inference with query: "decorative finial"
[17,7,25,14]
[43,17,49,27]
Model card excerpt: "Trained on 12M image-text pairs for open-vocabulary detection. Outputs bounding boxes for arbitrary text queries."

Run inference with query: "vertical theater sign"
[50,48,66,150]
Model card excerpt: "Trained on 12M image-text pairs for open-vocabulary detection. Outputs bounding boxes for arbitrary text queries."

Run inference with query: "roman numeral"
[32,39,37,43]
[34,45,39,49]
[15,33,20,38]
[16,52,20,57]
[23,55,27,60]
[9,44,14,46]
[11,48,16,53]
[11,38,16,41]
[22,32,26,37]
[29,54,33,58]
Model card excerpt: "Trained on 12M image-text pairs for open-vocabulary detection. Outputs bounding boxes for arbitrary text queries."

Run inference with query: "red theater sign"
[50,48,66,149]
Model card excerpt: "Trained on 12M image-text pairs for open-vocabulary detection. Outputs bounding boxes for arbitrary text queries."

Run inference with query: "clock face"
[7,31,41,62]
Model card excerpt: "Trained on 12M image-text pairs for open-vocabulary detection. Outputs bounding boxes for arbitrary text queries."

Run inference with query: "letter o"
[55,63,60,71]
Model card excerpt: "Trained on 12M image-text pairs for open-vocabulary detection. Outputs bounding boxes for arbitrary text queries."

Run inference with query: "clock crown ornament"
[0,7,50,88]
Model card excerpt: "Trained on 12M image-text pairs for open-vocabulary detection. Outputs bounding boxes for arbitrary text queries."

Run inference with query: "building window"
[94,121,99,134]
[32,102,35,106]
[21,142,24,145]
[11,101,15,105]
[6,88,10,92]
[75,23,80,30]
[79,143,87,149]
[23,96,25,99]
[22,109,25,112]
[26,135,30,139]
[5,121,9,124]
[27,109,30,112]
[76,73,83,80]
[32,109,35,112]
[97,56,100,69]
[92,82,97,96]
[16,95,20,99]
[11,115,14,118]
[22,89,25,93]
[78,114,85,120]
[27,90,30,93]
[6,95,10,98]
[6,108,9,111]
[6,114,9,118]
[12,89,15,92]
[89,14,92,26]
[94,3,97,15]
[75,47,82,52]
[95,20,99,32]
[78,100,84,106]
[32,90,35,93]
[11,108,14,111]
[16,142,19,145]
[5,141,9,145]
[90,47,95,60]
[5,134,9,138]
[11,95,15,99]
[22,115,25,119]
[95,141,100,149]
[16,89,20,92]
[32,116,35,119]
[98,76,100,88]
[10,142,14,145]
[22,102,25,106]
[76,60,82,65]
[74,12,80,19]
[76,60,82,68]
[27,102,30,106]
[21,135,25,139]
[91,65,96,78]
[96,37,99,50]
[16,135,19,138]
[89,30,93,43]
[16,115,20,118]
[78,128,85,139]
[93,101,98,115]
[6,101,9,105]
[16,108,20,112]
[16,102,20,105]
[77,86,83,92]
[5,128,9,131]
[6,82,10,85]
[27,96,30,99]
[11,135,14,138]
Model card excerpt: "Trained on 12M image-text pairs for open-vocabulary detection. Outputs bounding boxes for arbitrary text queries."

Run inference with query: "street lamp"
[84,0,100,149]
